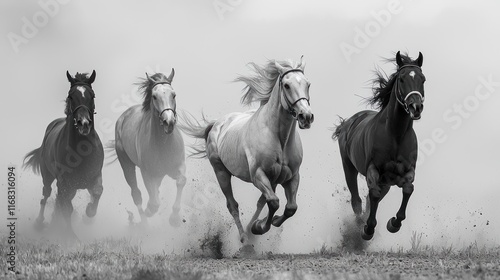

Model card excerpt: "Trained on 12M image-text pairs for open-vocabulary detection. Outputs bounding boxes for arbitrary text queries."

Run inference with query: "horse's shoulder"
[44,117,65,134]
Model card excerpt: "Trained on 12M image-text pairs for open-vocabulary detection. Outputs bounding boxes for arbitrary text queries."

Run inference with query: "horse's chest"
[377,159,414,186]
[269,162,294,184]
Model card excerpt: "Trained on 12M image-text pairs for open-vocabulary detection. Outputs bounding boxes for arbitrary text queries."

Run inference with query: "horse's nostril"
[310,114,315,123]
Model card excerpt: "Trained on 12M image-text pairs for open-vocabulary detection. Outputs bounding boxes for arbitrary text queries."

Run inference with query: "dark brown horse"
[333,52,425,240]
[24,71,104,238]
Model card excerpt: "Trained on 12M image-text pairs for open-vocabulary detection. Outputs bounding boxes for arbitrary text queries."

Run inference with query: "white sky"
[1,0,499,253]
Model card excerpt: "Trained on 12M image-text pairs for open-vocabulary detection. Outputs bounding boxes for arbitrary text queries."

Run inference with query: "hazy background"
[1,0,499,254]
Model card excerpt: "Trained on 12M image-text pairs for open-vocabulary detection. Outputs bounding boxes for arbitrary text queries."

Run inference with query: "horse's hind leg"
[210,158,247,244]
[116,148,145,221]
[341,156,362,216]
[169,164,186,227]
[272,173,299,227]
[35,168,55,230]
[85,175,103,219]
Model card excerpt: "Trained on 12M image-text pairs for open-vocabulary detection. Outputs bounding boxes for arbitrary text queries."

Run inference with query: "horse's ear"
[297,55,306,71]
[146,73,154,83]
[416,52,423,67]
[88,70,96,84]
[66,71,75,84]
[274,60,285,74]
[167,68,175,83]
[396,51,403,67]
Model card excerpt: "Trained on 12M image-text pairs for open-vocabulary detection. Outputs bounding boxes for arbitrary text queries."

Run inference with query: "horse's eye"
[153,95,157,100]
[284,84,290,89]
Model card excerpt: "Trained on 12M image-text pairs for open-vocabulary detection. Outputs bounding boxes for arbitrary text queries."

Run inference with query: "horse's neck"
[259,81,296,147]
[147,109,170,146]
[382,89,413,142]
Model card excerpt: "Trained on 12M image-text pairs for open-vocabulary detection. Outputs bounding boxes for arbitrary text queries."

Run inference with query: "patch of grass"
[4,236,500,280]
[409,231,423,253]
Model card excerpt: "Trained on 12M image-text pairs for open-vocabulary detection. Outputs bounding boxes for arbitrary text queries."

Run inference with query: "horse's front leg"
[84,175,103,223]
[363,164,389,240]
[251,168,279,235]
[272,173,299,227]
[387,170,415,233]
[169,165,186,227]
[142,173,162,217]
[55,184,77,239]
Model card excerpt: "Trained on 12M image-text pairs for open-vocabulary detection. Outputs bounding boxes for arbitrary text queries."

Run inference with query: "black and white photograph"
[1,1,500,279]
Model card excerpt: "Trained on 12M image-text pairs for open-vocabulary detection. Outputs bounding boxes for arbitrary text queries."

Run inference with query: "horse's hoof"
[82,214,95,225]
[33,220,46,231]
[361,225,374,240]
[233,244,256,258]
[144,205,158,217]
[251,220,267,235]
[85,205,97,218]
[240,233,249,244]
[169,214,182,228]
[387,217,401,233]
[271,215,282,227]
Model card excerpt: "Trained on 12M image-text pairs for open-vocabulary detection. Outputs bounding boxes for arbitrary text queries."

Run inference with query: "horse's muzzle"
[408,102,423,120]
[298,112,314,129]
[76,118,92,136]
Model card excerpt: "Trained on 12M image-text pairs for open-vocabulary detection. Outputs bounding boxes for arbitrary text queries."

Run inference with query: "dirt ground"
[3,237,500,280]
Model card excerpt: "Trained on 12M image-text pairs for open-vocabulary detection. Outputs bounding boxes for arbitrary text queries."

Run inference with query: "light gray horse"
[180,57,313,243]
[109,69,186,226]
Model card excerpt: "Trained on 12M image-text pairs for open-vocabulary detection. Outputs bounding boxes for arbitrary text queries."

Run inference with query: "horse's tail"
[23,147,42,174]
[104,140,119,165]
[178,110,215,158]
[332,116,346,141]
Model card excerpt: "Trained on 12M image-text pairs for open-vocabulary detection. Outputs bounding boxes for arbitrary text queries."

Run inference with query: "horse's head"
[395,51,425,120]
[147,69,176,134]
[275,56,314,129]
[66,70,96,136]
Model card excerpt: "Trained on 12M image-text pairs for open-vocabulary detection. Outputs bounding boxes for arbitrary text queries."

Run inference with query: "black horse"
[24,71,104,238]
[333,52,425,240]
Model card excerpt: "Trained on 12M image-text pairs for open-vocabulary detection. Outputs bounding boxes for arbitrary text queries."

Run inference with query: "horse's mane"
[135,73,170,112]
[235,59,300,106]
[368,52,419,109]
[73,72,92,83]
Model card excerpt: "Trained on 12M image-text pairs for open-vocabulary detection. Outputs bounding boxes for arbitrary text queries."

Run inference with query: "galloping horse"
[24,71,104,237]
[180,57,314,243]
[333,52,425,240]
[109,69,186,226]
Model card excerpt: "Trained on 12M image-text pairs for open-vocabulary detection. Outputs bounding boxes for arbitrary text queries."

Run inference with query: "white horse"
[180,57,314,243]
